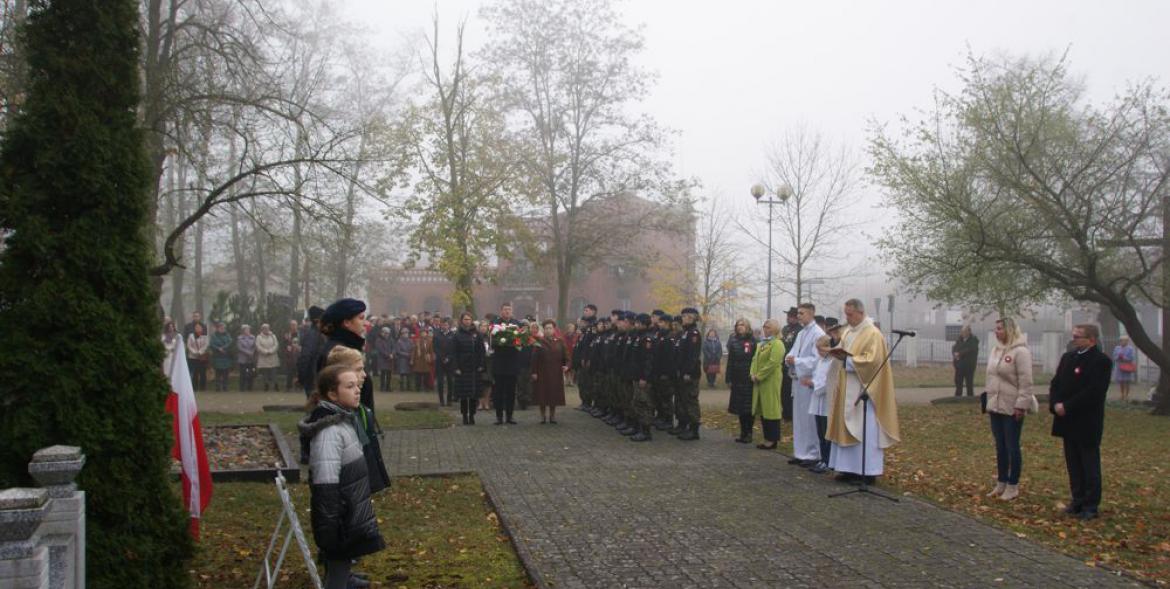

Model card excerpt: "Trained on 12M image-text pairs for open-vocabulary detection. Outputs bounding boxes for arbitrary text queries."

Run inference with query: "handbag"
[1118,361,1137,373]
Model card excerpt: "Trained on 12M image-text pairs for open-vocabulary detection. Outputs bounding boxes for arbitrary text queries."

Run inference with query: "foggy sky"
[341,0,1170,312]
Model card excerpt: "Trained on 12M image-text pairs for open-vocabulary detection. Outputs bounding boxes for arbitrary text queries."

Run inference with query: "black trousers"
[954,365,976,396]
[737,413,753,439]
[1062,437,1102,512]
[760,417,781,443]
[459,398,477,417]
[781,373,793,421]
[436,370,452,405]
[493,374,518,421]
[814,415,831,464]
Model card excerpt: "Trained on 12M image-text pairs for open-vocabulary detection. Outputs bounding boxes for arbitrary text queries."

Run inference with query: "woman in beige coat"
[985,318,1037,501]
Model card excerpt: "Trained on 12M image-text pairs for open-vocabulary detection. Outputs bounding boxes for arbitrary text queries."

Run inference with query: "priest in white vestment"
[827,299,901,480]
[785,303,825,466]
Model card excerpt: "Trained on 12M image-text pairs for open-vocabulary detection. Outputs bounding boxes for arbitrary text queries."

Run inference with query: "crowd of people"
[161,294,1116,587]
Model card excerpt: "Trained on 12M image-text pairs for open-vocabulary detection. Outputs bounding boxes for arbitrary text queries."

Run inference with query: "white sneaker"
[987,482,1006,497]
[999,484,1019,501]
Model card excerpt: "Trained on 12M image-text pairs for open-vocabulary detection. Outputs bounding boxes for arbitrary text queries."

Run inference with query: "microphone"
[892,329,917,337]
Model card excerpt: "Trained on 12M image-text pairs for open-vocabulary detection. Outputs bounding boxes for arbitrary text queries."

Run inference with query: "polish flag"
[164,338,213,539]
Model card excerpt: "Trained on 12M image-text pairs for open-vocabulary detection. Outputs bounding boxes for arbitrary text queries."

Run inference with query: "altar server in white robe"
[809,329,842,474]
[784,303,825,467]
[827,299,901,481]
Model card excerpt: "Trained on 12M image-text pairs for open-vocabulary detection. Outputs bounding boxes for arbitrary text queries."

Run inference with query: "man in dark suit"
[1049,323,1112,520]
[491,302,523,425]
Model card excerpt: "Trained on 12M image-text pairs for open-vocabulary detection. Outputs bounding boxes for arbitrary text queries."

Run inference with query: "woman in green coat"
[751,318,787,450]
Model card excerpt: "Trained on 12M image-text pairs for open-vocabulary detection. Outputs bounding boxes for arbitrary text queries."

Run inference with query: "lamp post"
[751,183,792,320]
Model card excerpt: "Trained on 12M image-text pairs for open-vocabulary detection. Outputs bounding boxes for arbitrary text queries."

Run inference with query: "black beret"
[623,311,637,321]
[307,305,325,321]
[673,315,684,323]
[636,313,652,325]
[321,298,366,327]
[825,317,840,327]
[585,304,598,311]
[651,309,664,317]
[681,307,699,315]
[814,315,825,323]
[611,309,624,316]
[598,317,611,324]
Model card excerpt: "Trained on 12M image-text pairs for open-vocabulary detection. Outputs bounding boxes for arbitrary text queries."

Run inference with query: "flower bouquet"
[490,323,540,350]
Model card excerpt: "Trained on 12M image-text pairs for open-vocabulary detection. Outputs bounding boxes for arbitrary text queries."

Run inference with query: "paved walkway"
[384,408,1139,589]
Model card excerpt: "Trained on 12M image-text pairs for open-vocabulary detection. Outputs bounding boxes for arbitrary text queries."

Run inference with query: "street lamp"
[751,183,792,320]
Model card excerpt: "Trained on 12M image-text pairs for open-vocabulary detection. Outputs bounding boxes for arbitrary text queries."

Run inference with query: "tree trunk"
[167,155,187,322]
[1156,189,1170,415]
[230,203,248,299]
[288,129,307,308]
[193,217,204,314]
[252,202,267,304]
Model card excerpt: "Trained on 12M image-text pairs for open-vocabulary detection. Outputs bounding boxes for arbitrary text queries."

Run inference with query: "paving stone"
[383,409,1141,588]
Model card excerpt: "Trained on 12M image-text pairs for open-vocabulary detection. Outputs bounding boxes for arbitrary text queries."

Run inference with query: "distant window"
[945,325,963,341]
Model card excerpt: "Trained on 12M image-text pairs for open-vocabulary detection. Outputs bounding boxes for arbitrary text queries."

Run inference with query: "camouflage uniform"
[650,323,676,430]
[675,313,703,440]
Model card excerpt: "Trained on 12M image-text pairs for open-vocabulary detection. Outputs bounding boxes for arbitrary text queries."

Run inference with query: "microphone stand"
[828,332,908,502]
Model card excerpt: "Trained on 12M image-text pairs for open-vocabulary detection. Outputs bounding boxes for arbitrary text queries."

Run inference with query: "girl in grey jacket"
[299,365,385,588]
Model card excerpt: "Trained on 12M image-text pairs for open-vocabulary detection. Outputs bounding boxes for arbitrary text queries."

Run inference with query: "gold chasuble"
[827,318,901,448]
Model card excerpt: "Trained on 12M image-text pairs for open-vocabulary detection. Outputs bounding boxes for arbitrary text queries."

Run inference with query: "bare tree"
[694,198,752,323]
[741,126,862,305]
[480,0,687,321]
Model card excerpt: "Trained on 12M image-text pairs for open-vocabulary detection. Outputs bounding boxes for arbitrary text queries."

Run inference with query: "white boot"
[987,482,1006,497]
[999,484,1019,501]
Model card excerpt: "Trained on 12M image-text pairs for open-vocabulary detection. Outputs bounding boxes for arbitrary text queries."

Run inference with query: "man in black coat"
[490,302,523,425]
[780,307,801,421]
[1049,323,1112,520]
[952,326,979,397]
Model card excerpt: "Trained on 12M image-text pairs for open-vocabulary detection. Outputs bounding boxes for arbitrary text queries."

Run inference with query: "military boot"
[678,421,700,441]
[630,425,652,442]
[667,420,687,436]
[652,418,671,431]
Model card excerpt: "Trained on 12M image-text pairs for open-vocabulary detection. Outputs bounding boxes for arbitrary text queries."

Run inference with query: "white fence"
[890,333,1156,382]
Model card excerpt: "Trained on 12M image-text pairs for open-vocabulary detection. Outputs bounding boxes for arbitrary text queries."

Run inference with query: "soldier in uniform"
[605,312,631,429]
[586,317,609,418]
[675,307,704,441]
[574,314,596,412]
[667,314,686,435]
[629,313,657,442]
[650,312,675,431]
[616,311,641,436]
[780,306,802,421]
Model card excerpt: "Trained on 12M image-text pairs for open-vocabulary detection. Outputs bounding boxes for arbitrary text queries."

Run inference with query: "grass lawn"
[200,408,452,434]
[190,475,532,588]
[703,403,1170,584]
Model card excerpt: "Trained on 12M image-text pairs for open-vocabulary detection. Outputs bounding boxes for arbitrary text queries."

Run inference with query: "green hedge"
[0,1,191,587]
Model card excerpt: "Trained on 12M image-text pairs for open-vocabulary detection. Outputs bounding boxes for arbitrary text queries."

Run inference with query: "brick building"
[367,194,695,320]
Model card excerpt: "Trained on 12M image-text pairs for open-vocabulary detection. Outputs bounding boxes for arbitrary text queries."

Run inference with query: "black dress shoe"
[756,442,778,450]
[1063,504,1083,516]
[506,419,518,425]
[734,437,749,444]
[787,457,803,465]
[1079,510,1099,521]
[494,420,504,426]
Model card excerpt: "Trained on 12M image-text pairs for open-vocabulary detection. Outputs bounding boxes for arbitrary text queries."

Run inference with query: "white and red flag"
[164,338,213,539]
